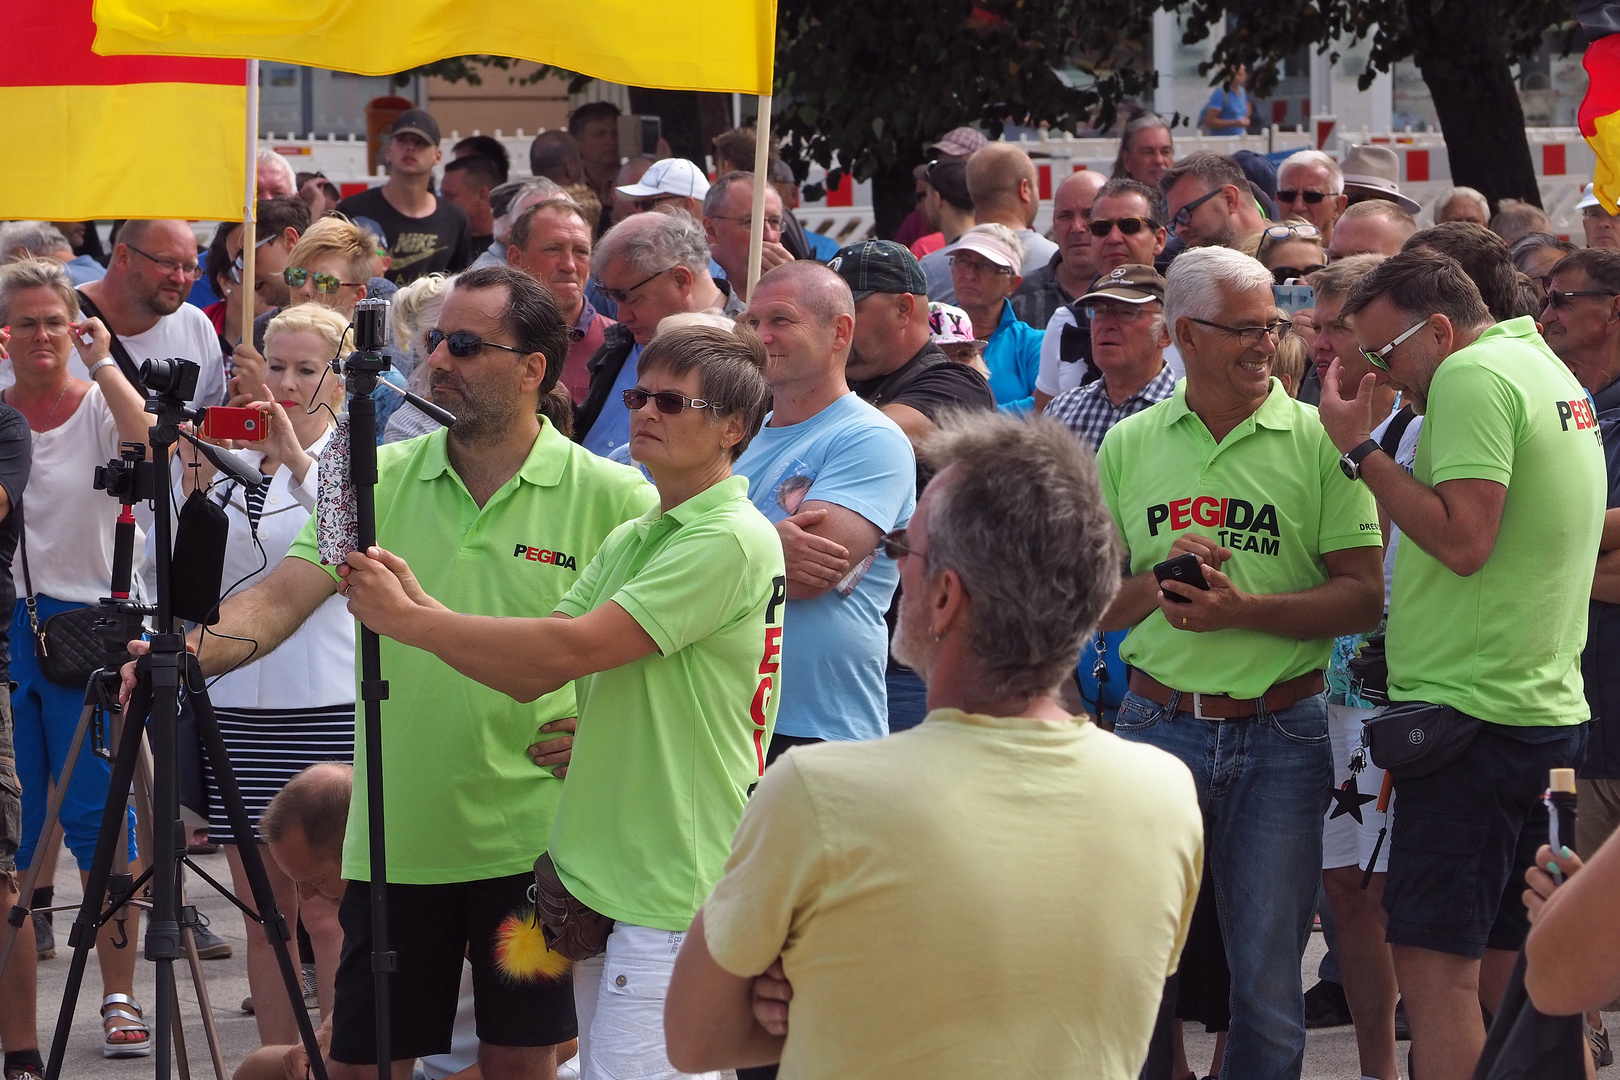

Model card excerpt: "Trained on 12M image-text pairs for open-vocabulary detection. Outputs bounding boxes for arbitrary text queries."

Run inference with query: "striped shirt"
[1045,365,1178,451]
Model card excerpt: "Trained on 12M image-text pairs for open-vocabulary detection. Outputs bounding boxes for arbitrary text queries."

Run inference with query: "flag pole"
[239,60,259,351]
[746,94,773,300]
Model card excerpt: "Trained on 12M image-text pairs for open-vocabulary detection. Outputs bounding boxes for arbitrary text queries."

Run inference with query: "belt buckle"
[1191,692,1215,720]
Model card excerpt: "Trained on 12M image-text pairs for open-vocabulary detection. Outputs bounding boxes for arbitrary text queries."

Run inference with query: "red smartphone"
[200,406,267,441]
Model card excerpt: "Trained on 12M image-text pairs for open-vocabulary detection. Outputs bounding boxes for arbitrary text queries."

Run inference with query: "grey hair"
[256,148,297,189]
[0,222,72,263]
[593,210,712,278]
[1308,252,1387,304]
[1159,151,1248,199]
[1163,246,1272,327]
[0,257,78,323]
[1277,150,1344,193]
[1110,112,1172,179]
[704,171,751,217]
[920,411,1122,702]
[1436,186,1490,221]
[492,177,567,241]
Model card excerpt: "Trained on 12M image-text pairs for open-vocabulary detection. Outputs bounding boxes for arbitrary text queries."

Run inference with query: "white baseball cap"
[1578,183,1602,211]
[617,158,711,200]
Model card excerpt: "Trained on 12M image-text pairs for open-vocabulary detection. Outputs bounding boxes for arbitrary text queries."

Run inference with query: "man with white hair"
[1095,245,1384,1080]
[0,222,103,285]
[1435,187,1491,227]
[1274,150,1348,243]
[256,148,297,198]
[470,177,568,271]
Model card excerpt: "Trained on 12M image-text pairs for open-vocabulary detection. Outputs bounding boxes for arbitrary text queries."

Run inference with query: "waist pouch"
[1346,633,1389,704]
[533,851,613,962]
[1363,700,1482,779]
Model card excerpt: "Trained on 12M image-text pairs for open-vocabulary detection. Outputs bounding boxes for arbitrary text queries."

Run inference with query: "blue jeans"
[1116,689,1331,1080]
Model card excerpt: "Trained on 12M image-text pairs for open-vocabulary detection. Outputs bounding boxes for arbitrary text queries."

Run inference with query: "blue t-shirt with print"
[735,392,916,741]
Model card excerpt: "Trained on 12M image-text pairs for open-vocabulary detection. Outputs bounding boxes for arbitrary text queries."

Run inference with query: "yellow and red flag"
[2,0,245,221]
[91,0,777,96]
[1580,34,1620,215]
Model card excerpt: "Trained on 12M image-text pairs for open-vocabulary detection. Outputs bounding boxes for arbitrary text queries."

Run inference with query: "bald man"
[920,142,1058,302]
[1325,200,1416,261]
[1013,169,1107,329]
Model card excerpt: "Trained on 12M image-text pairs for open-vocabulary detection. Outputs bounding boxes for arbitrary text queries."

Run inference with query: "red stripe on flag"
[0,0,243,88]
[1580,36,1620,139]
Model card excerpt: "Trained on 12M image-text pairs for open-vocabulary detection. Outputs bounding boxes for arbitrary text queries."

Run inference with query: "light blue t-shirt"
[582,343,643,458]
[734,392,916,741]
[981,298,1043,415]
[1205,87,1249,135]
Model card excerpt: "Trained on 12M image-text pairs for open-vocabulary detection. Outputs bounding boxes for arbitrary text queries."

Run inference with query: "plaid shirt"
[1044,365,1178,451]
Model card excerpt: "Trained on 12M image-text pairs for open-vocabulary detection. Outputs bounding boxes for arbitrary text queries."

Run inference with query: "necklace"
[2,380,71,432]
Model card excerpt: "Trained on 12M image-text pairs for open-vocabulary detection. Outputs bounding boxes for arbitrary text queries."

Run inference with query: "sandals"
[101,993,151,1058]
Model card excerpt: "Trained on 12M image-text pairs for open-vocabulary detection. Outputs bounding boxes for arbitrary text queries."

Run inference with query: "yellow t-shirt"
[700,709,1204,1080]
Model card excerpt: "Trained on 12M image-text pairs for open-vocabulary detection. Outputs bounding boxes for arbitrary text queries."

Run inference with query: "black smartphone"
[1153,552,1209,604]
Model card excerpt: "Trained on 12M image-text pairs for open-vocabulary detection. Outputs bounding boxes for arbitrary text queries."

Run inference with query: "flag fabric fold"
[1580,33,1620,215]
[91,0,778,96]
[2,0,245,221]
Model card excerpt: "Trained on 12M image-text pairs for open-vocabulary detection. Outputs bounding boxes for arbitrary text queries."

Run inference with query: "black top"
[848,342,996,422]
[469,234,495,260]
[333,187,473,285]
[0,406,33,682]
[1583,372,1620,779]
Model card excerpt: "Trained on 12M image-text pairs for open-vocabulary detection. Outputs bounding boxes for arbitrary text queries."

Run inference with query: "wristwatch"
[1339,439,1382,481]
[86,358,117,380]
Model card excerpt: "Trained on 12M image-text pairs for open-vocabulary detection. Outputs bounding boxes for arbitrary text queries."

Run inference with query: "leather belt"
[1128,670,1325,720]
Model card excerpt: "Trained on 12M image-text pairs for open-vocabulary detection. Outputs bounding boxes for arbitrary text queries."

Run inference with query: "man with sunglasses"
[1318,250,1604,1080]
[1274,150,1349,244]
[1160,152,1267,253]
[617,157,711,222]
[58,219,225,411]
[1096,245,1385,1080]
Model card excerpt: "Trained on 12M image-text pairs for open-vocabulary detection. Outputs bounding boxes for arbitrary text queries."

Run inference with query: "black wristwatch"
[1339,439,1382,481]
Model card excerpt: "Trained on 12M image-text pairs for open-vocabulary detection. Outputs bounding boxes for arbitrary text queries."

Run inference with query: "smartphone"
[1273,283,1314,316]
[1153,552,1209,604]
[201,406,267,441]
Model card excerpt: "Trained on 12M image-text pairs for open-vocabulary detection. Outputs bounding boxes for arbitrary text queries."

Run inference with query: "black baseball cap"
[388,108,441,145]
[828,240,928,300]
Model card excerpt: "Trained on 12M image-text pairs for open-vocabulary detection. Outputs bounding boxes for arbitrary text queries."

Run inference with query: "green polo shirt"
[1387,317,1605,726]
[1097,379,1381,697]
[548,474,787,931]
[285,421,657,884]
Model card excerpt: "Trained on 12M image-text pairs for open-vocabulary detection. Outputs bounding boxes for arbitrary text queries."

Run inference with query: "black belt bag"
[1363,700,1482,780]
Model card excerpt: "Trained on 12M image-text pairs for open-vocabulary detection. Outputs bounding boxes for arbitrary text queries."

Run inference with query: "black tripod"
[39,361,328,1080]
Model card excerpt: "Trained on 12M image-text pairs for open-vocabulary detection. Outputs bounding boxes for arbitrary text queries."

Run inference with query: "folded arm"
[665,911,787,1073]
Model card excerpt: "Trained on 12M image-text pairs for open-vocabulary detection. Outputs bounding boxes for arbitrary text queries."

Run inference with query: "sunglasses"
[1088,216,1159,238]
[1170,188,1222,234]
[1275,189,1335,205]
[622,388,724,414]
[594,266,673,305]
[228,232,278,283]
[880,528,921,560]
[284,267,365,294]
[1542,289,1620,311]
[426,328,529,358]
[1361,319,1428,372]
[1272,264,1326,285]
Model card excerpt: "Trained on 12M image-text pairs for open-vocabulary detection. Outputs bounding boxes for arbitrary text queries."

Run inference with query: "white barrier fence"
[262,121,1599,243]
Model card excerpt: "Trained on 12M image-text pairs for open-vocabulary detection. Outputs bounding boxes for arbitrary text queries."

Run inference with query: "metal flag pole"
[745,94,774,300]
[240,60,260,350]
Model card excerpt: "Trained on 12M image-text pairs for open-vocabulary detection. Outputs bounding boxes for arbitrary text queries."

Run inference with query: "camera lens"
[140,358,178,395]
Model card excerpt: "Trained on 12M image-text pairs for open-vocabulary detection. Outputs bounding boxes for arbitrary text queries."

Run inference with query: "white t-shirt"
[1037,305,1185,397]
[12,385,122,605]
[1,303,226,412]
[1371,405,1425,606]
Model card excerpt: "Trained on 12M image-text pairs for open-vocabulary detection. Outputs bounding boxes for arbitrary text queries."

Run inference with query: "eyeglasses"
[284,267,365,294]
[880,528,923,560]
[1361,319,1428,372]
[594,266,673,305]
[1187,317,1291,348]
[1272,264,1326,285]
[1084,304,1154,322]
[1261,223,1322,242]
[1582,205,1617,221]
[1542,289,1619,311]
[1170,188,1223,235]
[711,215,785,230]
[228,232,278,283]
[1275,189,1336,205]
[622,388,724,414]
[10,317,71,338]
[946,255,1014,276]
[427,328,529,358]
[124,243,201,279]
[1087,216,1159,238]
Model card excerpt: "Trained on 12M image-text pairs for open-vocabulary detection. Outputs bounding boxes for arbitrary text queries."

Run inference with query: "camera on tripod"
[138,357,200,405]
[352,297,389,354]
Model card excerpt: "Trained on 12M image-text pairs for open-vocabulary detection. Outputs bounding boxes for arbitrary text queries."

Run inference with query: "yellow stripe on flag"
[1,81,245,220]
[92,0,778,95]
[1591,110,1620,216]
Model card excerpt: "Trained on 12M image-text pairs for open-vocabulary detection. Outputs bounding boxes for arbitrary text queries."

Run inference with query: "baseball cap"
[388,109,441,145]
[828,240,928,300]
[921,159,972,211]
[941,228,1021,270]
[930,126,988,159]
[928,302,985,346]
[617,158,710,200]
[1579,183,1602,211]
[1077,263,1165,305]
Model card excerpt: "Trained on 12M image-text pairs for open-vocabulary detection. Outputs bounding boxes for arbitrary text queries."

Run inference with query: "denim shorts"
[1383,716,1588,958]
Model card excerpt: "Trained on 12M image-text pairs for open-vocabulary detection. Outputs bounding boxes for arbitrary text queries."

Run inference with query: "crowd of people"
[0,96,1619,1080]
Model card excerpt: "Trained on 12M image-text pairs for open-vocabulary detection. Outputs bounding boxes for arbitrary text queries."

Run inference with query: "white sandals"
[100,993,151,1058]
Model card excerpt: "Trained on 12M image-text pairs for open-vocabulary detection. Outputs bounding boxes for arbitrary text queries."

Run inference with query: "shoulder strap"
[1379,403,1417,458]
[73,289,146,390]
[16,508,42,644]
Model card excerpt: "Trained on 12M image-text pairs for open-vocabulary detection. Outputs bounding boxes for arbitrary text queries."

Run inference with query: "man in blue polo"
[1097,246,1384,1080]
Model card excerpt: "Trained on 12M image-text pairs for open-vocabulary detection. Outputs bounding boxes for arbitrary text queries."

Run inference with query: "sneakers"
[302,962,318,1008]
[1395,997,1411,1042]
[189,912,232,960]
[33,909,54,961]
[1592,1021,1614,1070]
[1303,978,1354,1029]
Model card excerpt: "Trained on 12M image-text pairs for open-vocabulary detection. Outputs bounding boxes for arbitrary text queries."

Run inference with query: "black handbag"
[19,526,140,688]
[1363,700,1483,780]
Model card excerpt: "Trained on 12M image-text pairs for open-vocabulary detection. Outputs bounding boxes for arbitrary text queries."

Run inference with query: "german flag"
[1,0,244,221]
[1581,34,1620,215]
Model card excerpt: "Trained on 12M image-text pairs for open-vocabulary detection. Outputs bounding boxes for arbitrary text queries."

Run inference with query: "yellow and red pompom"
[493,906,572,983]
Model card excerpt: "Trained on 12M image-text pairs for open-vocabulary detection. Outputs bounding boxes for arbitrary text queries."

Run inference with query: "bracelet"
[86,358,117,379]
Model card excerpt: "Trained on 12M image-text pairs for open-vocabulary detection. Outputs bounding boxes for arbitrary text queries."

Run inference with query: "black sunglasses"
[1542,289,1620,310]
[1170,188,1222,234]
[1275,189,1333,205]
[427,328,528,358]
[594,266,674,305]
[1272,264,1326,285]
[1087,216,1159,238]
[880,528,920,560]
[622,388,724,414]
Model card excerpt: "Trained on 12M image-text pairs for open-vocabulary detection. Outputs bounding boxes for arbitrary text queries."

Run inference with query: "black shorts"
[1383,718,1588,959]
[330,872,576,1064]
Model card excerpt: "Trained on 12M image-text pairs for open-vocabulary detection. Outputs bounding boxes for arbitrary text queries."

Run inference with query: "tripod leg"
[43,682,149,1080]
[187,671,329,1080]
[169,975,192,1080]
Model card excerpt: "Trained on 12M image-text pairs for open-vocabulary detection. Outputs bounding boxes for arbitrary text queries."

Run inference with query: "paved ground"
[17,851,1614,1079]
